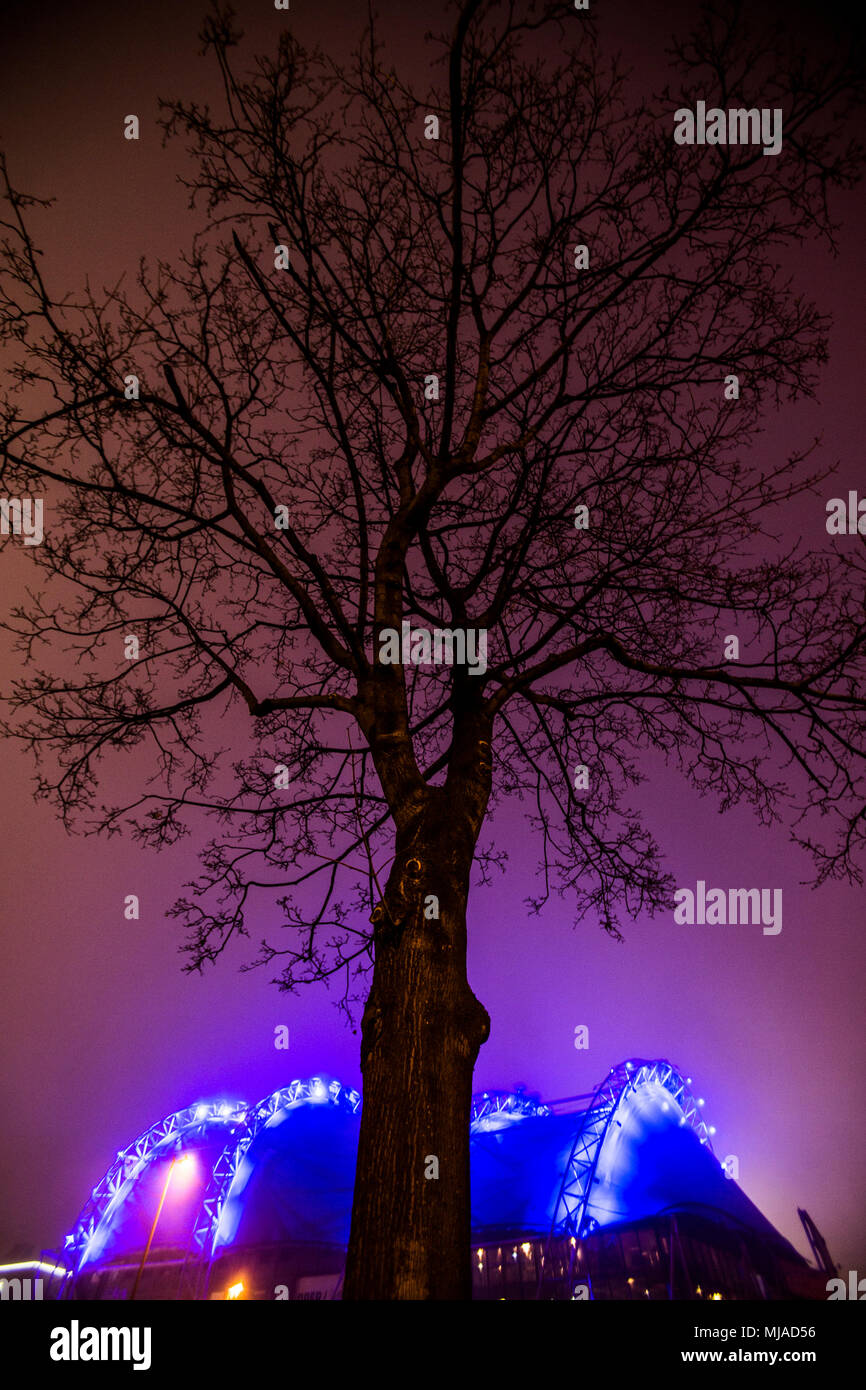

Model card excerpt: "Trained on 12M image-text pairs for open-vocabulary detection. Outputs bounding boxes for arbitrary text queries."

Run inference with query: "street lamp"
[130,1152,196,1301]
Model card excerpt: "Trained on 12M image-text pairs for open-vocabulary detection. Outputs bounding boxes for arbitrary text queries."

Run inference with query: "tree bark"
[342,793,490,1299]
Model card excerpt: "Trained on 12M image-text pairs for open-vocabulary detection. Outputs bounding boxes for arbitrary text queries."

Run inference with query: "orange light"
[227,1281,244,1300]
[170,1152,198,1188]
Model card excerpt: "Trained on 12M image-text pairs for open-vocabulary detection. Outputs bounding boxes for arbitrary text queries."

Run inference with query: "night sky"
[1,0,864,1281]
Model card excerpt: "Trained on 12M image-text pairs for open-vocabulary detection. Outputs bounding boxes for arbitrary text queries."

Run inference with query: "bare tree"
[1,0,865,1298]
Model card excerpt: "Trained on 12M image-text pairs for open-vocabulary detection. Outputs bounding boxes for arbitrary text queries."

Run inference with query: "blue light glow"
[65,1059,783,1280]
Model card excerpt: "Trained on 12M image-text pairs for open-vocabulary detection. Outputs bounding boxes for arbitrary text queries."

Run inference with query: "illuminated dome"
[60,1059,814,1300]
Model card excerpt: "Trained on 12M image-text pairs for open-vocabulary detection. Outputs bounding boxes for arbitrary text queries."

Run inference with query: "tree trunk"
[342,796,490,1299]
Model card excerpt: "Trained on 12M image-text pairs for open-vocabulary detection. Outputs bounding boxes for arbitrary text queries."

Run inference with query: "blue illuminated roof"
[65,1059,801,1269]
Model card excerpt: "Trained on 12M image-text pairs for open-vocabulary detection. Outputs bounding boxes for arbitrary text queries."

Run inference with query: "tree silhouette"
[1,0,865,1298]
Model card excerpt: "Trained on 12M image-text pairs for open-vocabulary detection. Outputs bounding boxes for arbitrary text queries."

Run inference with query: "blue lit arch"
[64,1080,363,1274]
[204,1077,361,1253]
[551,1057,714,1240]
[64,1100,249,1273]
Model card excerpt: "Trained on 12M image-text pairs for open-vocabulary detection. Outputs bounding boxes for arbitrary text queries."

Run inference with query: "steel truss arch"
[552,1058,713,1241]
[64,1100,249,1273]
[204,1077,361,1255]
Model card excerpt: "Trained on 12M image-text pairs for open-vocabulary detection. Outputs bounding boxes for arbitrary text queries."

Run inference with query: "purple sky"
[1,0,864,1277]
